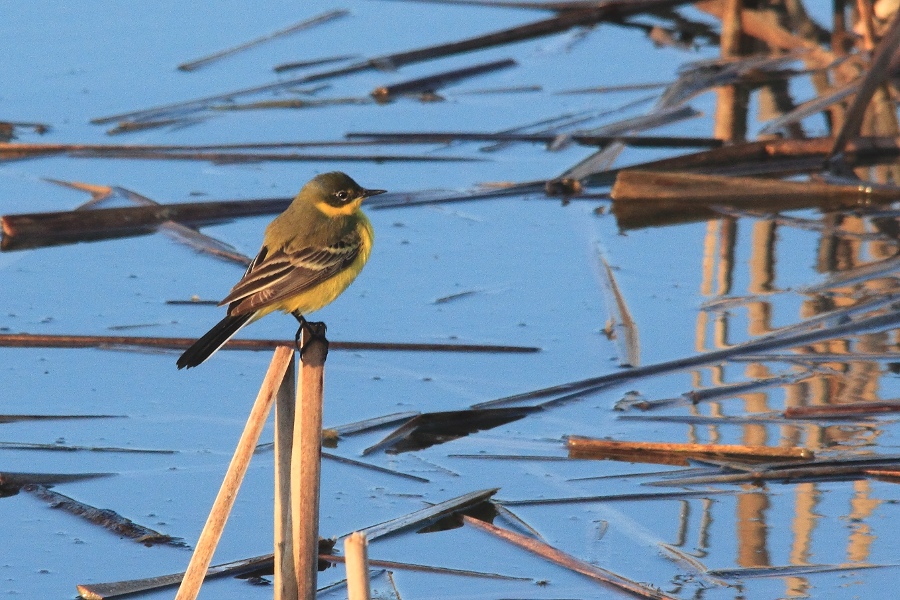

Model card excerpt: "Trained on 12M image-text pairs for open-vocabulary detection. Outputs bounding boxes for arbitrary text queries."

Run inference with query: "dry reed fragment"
[371,58,517,102]
[499,489,731,505]
[567,436,814,463]
[320,553,529,580]
[0,333,539,354]
[356,488,498,541]
[475,308,900,410]
[175,347,293,600]
[322,452,429,483]
[178,10,349,72]
[464,516,678,599]
[784,401,900,418]
[25,485,185,547]
[611,170,900,203]
[93,0,692,125]
[344,532,371,600]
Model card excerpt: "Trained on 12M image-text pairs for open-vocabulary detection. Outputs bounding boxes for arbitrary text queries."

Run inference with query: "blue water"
[1,2,897,599]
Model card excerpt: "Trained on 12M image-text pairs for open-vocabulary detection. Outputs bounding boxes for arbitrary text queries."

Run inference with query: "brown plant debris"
[0,333,540,354]
[648,454,900,487]
[567,436,813,466]
[354,488,498,541]
[25,485,185,547]
[177,10,349,72]
[371,58,517,102]
[464,515,678,599]
[474,306,900,410]
[91,0,696,125]
[784,401,900,419]
[0,471,113,497]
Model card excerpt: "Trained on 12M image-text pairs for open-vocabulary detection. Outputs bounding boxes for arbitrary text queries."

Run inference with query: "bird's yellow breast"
[257,215,373,319]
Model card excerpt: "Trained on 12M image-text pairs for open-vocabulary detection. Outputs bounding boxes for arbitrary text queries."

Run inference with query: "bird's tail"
[177,313,254,369]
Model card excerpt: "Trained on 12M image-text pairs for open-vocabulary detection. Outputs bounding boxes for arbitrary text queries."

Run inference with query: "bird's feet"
[292,312,328,361]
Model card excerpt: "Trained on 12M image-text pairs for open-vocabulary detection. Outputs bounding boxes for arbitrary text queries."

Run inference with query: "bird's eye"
[335,190,349,201]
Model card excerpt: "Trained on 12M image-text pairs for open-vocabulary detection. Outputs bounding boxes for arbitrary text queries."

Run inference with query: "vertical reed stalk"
[291,327,328,600]
[174,346,294,600]
[275,353,298,600]
[344,532,371,600]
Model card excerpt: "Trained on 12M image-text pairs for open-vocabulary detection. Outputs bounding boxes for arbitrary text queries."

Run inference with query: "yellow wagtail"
[177,171,385,369]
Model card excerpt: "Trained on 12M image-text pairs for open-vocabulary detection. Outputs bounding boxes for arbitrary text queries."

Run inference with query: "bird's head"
[304,172,386,216]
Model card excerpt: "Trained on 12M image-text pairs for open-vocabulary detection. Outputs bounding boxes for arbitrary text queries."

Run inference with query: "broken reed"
[93,0,692,124]
[784,401,900,418]
[274,353,298,600]
[291,328,327,600]
[464,516,678,600]
[0,333,539,354]
[175,347,294,600]
[567,436,814,467]
[344,532,371,600]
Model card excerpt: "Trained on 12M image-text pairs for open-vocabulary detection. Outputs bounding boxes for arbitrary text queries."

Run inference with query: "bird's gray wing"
[221,228,362,315]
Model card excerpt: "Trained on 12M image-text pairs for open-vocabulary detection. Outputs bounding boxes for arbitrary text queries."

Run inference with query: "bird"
[176,171,385,369]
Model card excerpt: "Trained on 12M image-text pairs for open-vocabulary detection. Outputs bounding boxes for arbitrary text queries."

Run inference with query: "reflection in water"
[698,498,714,560]
[605,5,900,593]
[747,219,775,336]
[683,101,899,589]
[848,480,880,564]
[736,487,770,568]
[787,482,820,598]
[683,202,895,589]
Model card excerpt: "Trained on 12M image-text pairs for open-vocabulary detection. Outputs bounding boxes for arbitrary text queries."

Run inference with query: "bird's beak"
[362,188,387,198]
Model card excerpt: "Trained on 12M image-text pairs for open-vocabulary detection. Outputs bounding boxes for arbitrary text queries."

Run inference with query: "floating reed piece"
[499,489,731,506]
[273,54,357,73]
[92,0,687,125]
[567,436,814,466]
[78,551,523,599]
[611,170,900,203]
[0,142,477,164]
[344,532,371,600]
[648,454,900,487]
[865,468,900,481]
[76,554,279,600]
[0,333,539,354]
[0,471,112,496]
[320,553,526,580]
[356,488,498,541]
[346,130,722,149]
[321,450,430,483]
[609,170,900,230]
[177,10,349,72]
[784,401,900,419]
[0,197,291,251]
[586,136,900,187]
[370,58,517,102]
[595,249,639,368]
[463,516,678,600]
[476,306,900,411]
[25,485,184,547]
[174,347,294,600]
